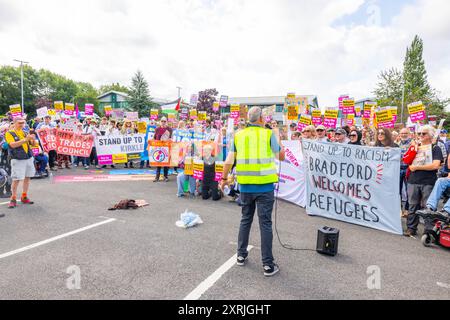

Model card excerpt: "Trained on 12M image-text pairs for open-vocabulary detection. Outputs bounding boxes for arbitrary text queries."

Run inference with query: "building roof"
[97,90,130,100]
[228,95,319,107]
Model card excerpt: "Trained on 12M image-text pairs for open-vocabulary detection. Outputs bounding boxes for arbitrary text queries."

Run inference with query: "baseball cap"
[316,125,326,131]
[335,128,347,135]
[161,117,168,122]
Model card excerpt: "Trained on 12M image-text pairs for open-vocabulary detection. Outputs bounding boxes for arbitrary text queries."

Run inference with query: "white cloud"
[0,0,449,108]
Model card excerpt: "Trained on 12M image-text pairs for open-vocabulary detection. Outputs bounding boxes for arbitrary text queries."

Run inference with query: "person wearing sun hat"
[316,125,329,142]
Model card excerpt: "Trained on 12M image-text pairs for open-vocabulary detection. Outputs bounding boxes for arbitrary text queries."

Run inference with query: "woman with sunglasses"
[301,125,317,140]
[375,128,398,148]
[348,130,362,145]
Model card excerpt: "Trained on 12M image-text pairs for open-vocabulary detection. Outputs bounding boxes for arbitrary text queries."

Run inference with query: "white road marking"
[437,282,450,289]
[0,218,116,260]
[0,201,9,205]
[184,245,254,300]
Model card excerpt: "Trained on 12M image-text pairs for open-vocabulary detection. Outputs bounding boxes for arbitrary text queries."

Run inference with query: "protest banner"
[85,104,94,116]
[54,101,64,111]
[150,109,159,120]
[312,110,322,126]
[36,128,58,152]
[47,109,57,117]
[168,113,176,123]
[190,109,198,120]
[60,118,78,131]
[9,104,22,118]
[111,109,124,120]
[342,98,355,115]
[287,105,299,121]
[96,134,146,156]
[298,114,312,132]
[104,105,113,116]
[180,108,189,120]
[37,107,48,118]
[126,112,138,121]
[65,103,75,116]
[275,140,306,207]
[148,140,171,167]
[230,105,240,119]
[193,159,204,180]
[98,155,113,165]
[324,109,339,128]
[219,95,228,108]
[389,106,398,123]
[355,105,362,118]
[302,140,402,235]
[408,101,426,122]
[428,115,437,127]
[56,130,94,157]
[214,161,224,182]
[364,102,376,119]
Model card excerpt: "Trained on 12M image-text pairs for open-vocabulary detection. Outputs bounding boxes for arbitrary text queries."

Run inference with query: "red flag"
[175,98,181,111]
[75,103,80,119]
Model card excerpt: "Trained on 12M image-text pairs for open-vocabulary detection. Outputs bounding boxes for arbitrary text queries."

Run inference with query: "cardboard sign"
[190,94,198,106]
[104,105,113,116]
[111,109,125,120]
[376,109,394,129]
[184,157,194,175]
[215,161,224,182]
[112,154,128,164]
[54,101,64,111]
[198,111,207,122]
[126,112,138,121]
[323,109,339,128]
[37,107,48,118]
[47,109,57,116]
[219,95,229,108]
[85,104,94,116]
[137,122,147,134]
[193,159,204,180]
[346,114,355,126]
[9,104,22,118]
[168,113,176,123]
[190,109,198,120]
[298,114,312,132]
[408,101,426,122]
[364,102,376,119]
[148,140,171,167]
[150,109,159,120]
[212,102,220,112]
[342,98,355,115]
[287,105,299,121]
[311,110,322,126]
[64,103,75,116]
[230,104,240,120]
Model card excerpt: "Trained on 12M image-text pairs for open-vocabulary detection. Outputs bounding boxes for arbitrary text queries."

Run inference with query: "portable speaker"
[316,226,339,256]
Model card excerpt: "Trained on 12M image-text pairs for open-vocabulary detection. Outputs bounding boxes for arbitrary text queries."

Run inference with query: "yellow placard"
[230,105,240,113]
[65,103,74,111]
[112,154,128,164]
[198,111,207,121]
[215,162,224,173]
[312,110,322,118]
[342,99,355,107]
[389,107,398,116]
[184,157,193,175]
[376,110,393,123]
[190,109,198,119]
[287,106,299,120]
[127,154,141,160]
[324,110,339,119]
[47,109,56,116]
[287,93,296,100]
[408,102,424,114]
[137,122,147,134]
[54,101,64,111]
[9,104,22,114]
[193,161,204,172]
[299,114,312,125]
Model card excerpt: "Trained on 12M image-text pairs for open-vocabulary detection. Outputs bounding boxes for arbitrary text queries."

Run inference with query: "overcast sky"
[0,0,449,108]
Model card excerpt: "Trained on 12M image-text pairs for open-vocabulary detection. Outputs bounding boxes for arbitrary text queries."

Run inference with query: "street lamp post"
[14,59,29,115]
[400,78,406,125]
[176,86,182,99]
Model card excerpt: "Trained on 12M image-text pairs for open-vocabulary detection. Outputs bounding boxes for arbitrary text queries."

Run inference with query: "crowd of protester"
[1,110,449,238]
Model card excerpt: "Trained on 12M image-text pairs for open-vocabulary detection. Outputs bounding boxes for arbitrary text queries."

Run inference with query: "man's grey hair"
[421,125,436,137]
[248,107,262,123]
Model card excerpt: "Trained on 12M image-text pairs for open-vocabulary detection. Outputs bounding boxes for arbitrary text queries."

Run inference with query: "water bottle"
[223,185,231,196]
[49,171,54,184]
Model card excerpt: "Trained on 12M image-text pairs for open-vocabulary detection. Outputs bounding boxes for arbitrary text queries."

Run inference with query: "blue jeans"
[176,173,196,196]
[35,154,48,173]
[73,157,89,166]
[238,191,275,267]
[426,177,450,213]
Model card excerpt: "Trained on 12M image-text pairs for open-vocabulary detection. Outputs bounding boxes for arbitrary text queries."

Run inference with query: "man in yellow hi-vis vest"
[221,107,285,277]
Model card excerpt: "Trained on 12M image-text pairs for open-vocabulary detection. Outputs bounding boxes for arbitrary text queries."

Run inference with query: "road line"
[437,282,450,289]
[0,218,116,260]
[184,245,254,300]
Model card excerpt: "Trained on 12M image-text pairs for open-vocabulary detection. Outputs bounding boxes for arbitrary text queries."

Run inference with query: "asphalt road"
[0,167,449,300]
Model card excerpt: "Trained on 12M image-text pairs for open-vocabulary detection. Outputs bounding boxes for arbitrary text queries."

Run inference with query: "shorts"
[11,158,36,181]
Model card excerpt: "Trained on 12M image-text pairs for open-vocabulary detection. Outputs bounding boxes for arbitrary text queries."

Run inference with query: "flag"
[161,98,181,111]
[75,103,80,119]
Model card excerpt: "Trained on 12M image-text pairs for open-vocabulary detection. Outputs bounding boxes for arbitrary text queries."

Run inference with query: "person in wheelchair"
[29,130,49,178]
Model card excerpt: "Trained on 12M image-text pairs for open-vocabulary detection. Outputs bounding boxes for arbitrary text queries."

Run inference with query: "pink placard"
[410,110,426,122]
[193,170,204,180]
[297,122,308,132]
[214,172,223,182]
[85,104,94,116]
[312,116,322,126]
[378,121,395,129]
[98,155,113,165]
[323,118,337,129]
[342,106,355,115]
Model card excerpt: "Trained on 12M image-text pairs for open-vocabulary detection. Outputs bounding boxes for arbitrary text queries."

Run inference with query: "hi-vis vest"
[234,126,278,185]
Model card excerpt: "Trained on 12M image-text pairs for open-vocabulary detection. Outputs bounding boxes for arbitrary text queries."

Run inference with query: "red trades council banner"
[56,130,94,157]
[36,128,58,152]
[38,128,94,156]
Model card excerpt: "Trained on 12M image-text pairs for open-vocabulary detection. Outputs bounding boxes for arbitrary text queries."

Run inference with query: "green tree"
[127,70,153,116]
[403,35,432,104]
[374,68,403,110]
[74,82,100,113]
[99,83,130,95]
